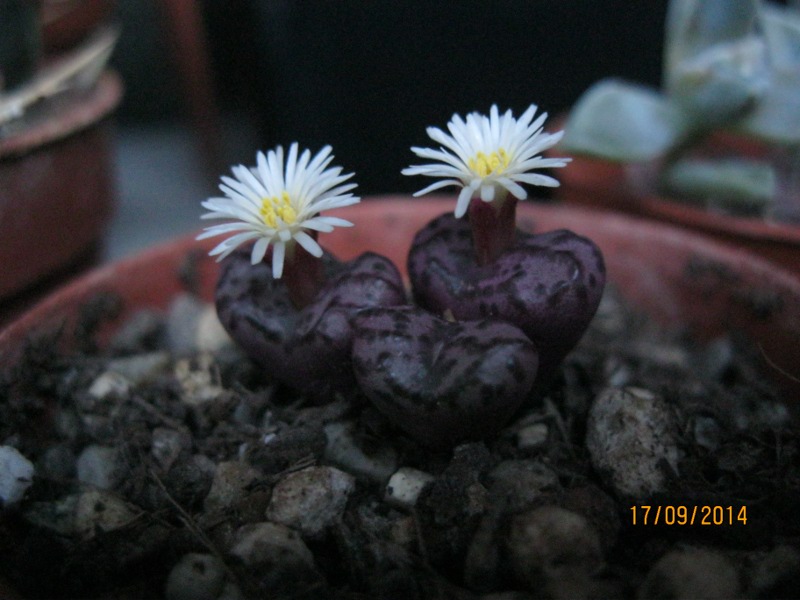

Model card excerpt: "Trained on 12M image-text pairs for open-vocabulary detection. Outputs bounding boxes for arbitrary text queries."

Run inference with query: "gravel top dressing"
[1,286,798,599]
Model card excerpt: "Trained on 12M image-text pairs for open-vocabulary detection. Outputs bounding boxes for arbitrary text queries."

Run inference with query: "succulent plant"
[407,212,605,376]
[205,109,605,446]
[562,0,800,222]
[351,306,538,447]
[216,246,405,401]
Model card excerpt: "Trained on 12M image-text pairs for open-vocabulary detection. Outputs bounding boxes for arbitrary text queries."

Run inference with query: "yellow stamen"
[468,148,511,178]
[260,191,297,228]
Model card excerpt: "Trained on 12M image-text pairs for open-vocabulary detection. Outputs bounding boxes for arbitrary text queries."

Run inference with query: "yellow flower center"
[260,191,297,228]
[468,148,511,178]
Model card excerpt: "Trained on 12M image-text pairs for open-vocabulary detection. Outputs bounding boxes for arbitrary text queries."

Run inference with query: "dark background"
[112,0,669,194]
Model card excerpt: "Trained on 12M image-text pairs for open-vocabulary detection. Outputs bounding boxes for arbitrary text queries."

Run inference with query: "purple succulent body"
[352,306,539,447]
[408,213,606,375]
[215,245,406,401]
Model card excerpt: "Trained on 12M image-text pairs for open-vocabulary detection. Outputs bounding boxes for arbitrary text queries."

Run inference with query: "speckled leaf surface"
[352,306,538,447]
[408,213,605,375]
[215,247,406,401]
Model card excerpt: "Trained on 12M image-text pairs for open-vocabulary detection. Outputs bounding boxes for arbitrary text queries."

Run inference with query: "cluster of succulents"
[562,0,800,222]
[199,106,606,447]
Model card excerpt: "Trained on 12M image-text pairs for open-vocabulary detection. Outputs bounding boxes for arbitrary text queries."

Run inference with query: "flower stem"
[467,194,518,266]
[282,240,326,308]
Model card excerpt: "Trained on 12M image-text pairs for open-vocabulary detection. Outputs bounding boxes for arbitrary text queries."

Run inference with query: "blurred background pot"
[40,0,116,52]
[0,69,122,320]
[553,137,800,280]
[1,197,798,400]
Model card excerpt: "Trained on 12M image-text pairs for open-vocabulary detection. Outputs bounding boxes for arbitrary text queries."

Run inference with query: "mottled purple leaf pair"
[215,214,605,446]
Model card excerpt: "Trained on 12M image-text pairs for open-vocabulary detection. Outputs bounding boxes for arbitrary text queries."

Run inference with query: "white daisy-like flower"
[402,104,571,218]
[198,143,359,278]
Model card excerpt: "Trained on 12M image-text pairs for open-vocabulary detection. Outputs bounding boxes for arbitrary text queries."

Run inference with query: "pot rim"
[0,70,122,159]
[1,196,799,394]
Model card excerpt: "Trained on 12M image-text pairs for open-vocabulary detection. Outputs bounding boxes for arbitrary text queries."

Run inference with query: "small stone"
[26,489,138,540]
[229,522,320,593]
[74,489,139,540]
[167,293,207,355]
[486,460,558,512]
[506,506,604,591]
[109,309,165,354]
[748,545,800,598]
[105,351,171,384]
[167,454,216,509]
[516,423,549,450]
[0,445,35,506]
[87,371,131,400]
[164,553,226,600]
[266,466,356,538]
[76,445,120,490]
[585,387,680,498]
[385,467,435,510]
[389,515,418,548]
[174,353,227,406]
[38,444,76,480]
[204,461,262,512]
[638,547,739,599]
[196,304,233,353]
[324,421,398,483]
[151,428,191,472]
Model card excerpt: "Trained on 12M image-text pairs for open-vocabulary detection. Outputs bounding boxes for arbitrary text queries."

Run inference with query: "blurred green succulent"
[562,0,800,221]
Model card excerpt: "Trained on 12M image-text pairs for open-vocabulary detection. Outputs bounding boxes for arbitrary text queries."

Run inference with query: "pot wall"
[553,132,800,279]
[1,198,798,399]
[0,71,122,305]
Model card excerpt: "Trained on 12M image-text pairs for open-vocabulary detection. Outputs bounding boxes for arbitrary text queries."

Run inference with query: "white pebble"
[516,423,549,450]
[586,387,680,498]
[105,351,171,384]
[385,467,435,510]
[0,445,35,506]
[151,428,191,472]
[167,294,206,355]
[230,522,317,584]
[165,553,226,600]
[506,506,603,590]
[87,371,131,400]
[266,466,356,538]
[74,489,138,540]
[195,305,233,352]
[638,547,739,599]
[76,445,120,489]
[174,353,226,406]
[204,461,262,512]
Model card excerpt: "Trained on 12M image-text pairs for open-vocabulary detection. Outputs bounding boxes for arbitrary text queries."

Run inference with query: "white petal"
[480,185,495,202]
[413,179,462,197]
[294,231,324,257]
[250,237,270,264]
[271,241,285,278]
[512,173,561,187]
[497,177,528,199]
[454,183,478,218]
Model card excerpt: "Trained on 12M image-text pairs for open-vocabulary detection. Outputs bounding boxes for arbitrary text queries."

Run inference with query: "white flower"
[402,104,571,218]
[198,143,359,278]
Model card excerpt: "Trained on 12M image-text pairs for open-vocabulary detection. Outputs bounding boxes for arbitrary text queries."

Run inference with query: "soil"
[0,285,798,599]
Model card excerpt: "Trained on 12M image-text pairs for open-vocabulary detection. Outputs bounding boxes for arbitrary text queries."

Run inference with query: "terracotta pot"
[1,197,798,400]
[0,70,122,322]
[552,126,800,279]
[40,0,116,52]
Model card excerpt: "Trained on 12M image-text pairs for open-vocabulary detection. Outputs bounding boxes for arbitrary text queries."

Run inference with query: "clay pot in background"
[0,70,123,324]
[551,125,800,280]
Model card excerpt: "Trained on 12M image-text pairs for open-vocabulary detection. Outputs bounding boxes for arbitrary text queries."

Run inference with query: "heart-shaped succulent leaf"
[408,213,605,375]
[352,306,538,447]
[215,246,406,401]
